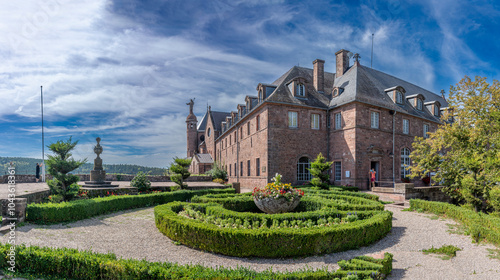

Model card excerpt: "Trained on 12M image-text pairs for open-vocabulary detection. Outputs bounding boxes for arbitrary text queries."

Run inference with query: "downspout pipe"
[389,110,397,188]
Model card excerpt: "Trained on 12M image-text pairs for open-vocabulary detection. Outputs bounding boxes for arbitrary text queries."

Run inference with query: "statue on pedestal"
[85,137,118,188]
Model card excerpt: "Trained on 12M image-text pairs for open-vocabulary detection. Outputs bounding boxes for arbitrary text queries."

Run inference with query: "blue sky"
[1,0,499,168]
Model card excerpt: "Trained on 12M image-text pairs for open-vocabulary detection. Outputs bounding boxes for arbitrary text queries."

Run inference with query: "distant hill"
[0,157,167,176]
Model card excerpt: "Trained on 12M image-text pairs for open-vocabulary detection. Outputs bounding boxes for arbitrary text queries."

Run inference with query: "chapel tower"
[186,99,198,158]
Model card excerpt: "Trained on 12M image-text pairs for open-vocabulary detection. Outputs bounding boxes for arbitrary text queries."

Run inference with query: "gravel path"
[3,205,500,279]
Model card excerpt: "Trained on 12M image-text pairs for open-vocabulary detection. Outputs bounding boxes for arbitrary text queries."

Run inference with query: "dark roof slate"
[198,111,231,131]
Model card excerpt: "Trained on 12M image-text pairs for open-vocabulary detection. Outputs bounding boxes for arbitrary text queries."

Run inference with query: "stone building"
[186,49,448,189]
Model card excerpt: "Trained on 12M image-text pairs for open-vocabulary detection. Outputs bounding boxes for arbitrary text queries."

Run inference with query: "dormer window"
[434,105,439,116]
[385,86,406,104]
[287,77,308,97]
[396,91,403,104]
[417,98,423,110]
[297,84,305,96]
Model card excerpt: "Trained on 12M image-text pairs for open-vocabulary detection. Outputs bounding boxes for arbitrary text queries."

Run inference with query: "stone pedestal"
[90,170,106,182]
[1,198,27,226]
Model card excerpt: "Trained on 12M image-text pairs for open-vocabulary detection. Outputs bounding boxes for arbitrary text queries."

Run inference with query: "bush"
[130,171,151,192]
[0,243,393,280]
[489,186,500,213]
[206,160,227,180]
[409,199,500,246]
[213,178,225,184]
[170,157,192,189]
[27,188,234,224]
[155,192,392,258]
[309,153,333,190]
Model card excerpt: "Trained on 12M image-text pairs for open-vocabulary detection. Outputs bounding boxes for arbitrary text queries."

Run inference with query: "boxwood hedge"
[155,192,392,258]
[410,199,500,245]
[0,243,393,279]
[27,188,234,224]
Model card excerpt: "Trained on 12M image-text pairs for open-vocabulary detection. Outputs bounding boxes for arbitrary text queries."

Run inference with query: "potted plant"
[252,173,304,214]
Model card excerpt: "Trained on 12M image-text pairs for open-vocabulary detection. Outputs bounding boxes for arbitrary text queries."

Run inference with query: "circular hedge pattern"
[154,190,392,258]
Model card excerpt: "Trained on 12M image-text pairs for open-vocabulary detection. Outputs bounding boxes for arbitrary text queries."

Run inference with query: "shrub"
[46,137,86,201]
[130,171,151,192]
[206,160,227,180]
[309,153,333,190]
[27,188,234,224]
[170,157,192,189]
[155,192,392,258]
[212,178,225,184]
[0,243,393,280]
[489,186,500,213]
[409,199,500,246]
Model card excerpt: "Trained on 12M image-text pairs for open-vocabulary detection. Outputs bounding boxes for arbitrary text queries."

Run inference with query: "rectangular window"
[417,98,423,110]
[247,122,250,135]
[403,119,409,134]
[334,162,342,181]
[256,158,260,176]
[247,160,251,176]
[335,112,342,130]
[234,132,236,142]
[229,164,232,177]
[311,113,320,129]
[234,163,237,177]
[423,124,429,138]
[371,111,379,129]
[256,115,260,131]
[240,162,243,176]
[288,111,298,128]
[240,127,243,139]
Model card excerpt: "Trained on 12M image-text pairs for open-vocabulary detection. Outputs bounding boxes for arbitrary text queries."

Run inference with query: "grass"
[446,223,467,235]
[422,245,462,260]
[487,248,500,260]
[379,200,394,205]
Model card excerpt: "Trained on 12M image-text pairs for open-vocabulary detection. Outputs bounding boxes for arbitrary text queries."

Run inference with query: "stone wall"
[394,183,452,203]
[1,174,212,183]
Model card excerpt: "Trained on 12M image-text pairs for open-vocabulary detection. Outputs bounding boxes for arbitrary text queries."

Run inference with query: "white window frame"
[403,119,409,134]
[297,84,305,96]
[335,112,342,130]
[371,111,380,129]
[288,111,298,128]
[334,162,342,181]
[417,98,423,110]
[401,148,411,178]
[423,124,429,138]
[311,113,320,130]
[297,157,311,181]
[396,91,403,104]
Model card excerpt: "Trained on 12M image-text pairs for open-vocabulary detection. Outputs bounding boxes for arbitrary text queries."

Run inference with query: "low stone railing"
[1,174,212,184]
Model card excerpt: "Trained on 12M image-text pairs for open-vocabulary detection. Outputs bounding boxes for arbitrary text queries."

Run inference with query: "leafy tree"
[170,157,192,189]
[46,137,86,201]
[308,153,333,190]
[409,76,500,212]
[131,171,151,192]
[206,160,227,181]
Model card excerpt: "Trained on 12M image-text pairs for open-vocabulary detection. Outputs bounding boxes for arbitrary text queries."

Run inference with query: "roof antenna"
[371,33,374,68]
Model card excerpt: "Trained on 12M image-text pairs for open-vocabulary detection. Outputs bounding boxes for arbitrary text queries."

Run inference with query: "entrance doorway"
[370,161,379,187]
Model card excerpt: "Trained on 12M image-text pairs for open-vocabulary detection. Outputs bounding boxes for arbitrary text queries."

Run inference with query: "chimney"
[335,49,350,77]
[313,59,325,93]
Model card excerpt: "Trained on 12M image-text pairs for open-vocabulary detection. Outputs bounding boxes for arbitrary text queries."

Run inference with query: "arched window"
[296,84,305,96]
[401,148,411,179]
[207,128,211,137]
[417,98,423,110]
[297,157,311,181]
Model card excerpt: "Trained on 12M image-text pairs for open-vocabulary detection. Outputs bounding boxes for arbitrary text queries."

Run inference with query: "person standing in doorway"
[369,168,376,190]
[36,163,40,182]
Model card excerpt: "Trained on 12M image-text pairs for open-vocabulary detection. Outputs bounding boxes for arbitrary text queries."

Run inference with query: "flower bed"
[155,191,392,258]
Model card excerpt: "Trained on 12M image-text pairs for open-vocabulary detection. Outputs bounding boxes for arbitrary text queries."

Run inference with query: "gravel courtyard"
[3,204,500,279]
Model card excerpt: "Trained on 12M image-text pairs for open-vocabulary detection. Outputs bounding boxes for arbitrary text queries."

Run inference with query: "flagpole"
[41,86,45,182]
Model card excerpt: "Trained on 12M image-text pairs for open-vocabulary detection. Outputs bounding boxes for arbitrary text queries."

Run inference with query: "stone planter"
[253,196,301,214]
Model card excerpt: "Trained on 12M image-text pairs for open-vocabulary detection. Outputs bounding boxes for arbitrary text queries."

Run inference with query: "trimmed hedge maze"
[0,243,393,279]
[155,190,392,258]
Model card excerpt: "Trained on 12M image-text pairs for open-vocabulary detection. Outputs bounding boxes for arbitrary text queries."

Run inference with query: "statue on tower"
[186,98,195,115]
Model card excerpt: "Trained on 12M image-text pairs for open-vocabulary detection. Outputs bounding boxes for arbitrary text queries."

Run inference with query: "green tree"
[131,171,151,192]
[46,137,87,201]
[409,76,500,212]
[309,153,333,190]
[206,160,227,180]
[170,157,192,189]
